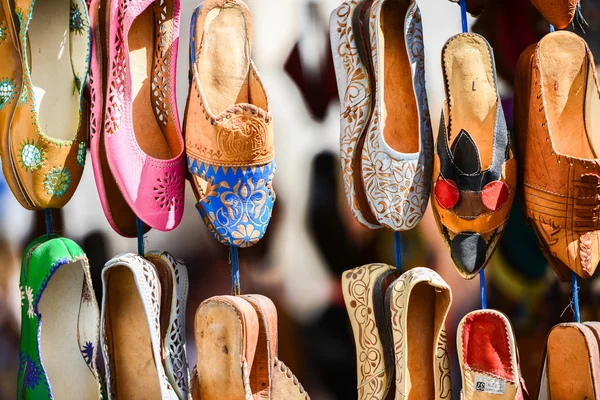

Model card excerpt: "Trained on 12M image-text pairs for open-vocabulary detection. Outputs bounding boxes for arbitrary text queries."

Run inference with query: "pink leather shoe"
[88,0,150,237]
[101,0,185,231]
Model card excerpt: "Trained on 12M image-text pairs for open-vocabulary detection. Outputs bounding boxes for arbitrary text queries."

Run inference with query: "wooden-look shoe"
[433,33,516,280]
[530,0,579,30]
[342,264,399,400]
[101,254,179,400]
[361,0,433,231]
[458,310,528,400]
[538,323,600,400]
[386,267,453,399]
[515,31,600,281]
[330,0,380,229]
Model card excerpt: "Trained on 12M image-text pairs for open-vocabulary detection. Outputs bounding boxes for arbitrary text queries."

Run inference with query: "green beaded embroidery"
[0,78,16,110]
[69,4,86,35]
[0,20,7,44]
[18,139,45,172]
[77,142,86,166]
[44,167,72,198]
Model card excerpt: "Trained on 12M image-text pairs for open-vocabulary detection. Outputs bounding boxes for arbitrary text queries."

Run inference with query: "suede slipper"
[530,0,579,30]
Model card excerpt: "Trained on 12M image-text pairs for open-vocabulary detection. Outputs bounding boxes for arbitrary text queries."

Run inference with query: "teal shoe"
[17,236,103,399]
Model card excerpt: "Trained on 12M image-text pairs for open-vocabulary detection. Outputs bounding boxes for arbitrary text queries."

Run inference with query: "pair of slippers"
[101,252,190,399]
[342,265,453,399]
[538,322,600,399]
[0,0,90,209]
[192,295,309,400]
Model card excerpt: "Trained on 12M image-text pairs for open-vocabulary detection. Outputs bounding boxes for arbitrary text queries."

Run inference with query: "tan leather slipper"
[538,323,600,400]
[530,0,579,30]
[193,296,259,400]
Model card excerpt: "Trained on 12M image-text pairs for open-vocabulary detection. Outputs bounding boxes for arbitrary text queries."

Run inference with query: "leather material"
[515,31,600,280]
[360,0,434,231]
[458,310,527,400]
[386,267,453,399]
[330,0,380,229]
[530,0,579,30]
[432,33,516,280]
[0,0,90,209]
[102,0,185,231]
[185,0,275,248]
[101,253,179,400]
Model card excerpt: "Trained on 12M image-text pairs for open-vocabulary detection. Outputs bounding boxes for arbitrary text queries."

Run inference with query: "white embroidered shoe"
[361,0,433,231]
[101,253,178,400]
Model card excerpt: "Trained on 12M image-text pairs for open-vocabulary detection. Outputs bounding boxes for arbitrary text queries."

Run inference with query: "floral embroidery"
[0,20,6,44]
[154,171,184,211]
[0,78,16,110]
[69,3,86,34]
[77,141,86,166]
[81,341,94,366]
[44,167,72,198]
[25,286,34,319]
[231,224,260,247]
[22,354,42,389]
[19,138,45,172]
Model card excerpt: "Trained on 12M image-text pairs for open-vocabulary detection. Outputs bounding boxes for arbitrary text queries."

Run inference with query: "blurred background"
[1,0,600,398]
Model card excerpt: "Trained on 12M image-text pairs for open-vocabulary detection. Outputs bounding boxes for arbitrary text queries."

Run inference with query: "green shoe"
[17,236,102,399]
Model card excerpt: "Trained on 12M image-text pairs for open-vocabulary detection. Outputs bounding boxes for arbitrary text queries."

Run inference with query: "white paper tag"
[474,374,506,395]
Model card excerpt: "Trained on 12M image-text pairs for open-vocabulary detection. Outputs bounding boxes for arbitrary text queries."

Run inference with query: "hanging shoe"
[88,0,150,237]
[0,0,90,209]
[17,236,103,399]
[458,310,528,400]
[386,267,453,399]
[530,0,579,30]
[342,264,399,400]
[192,295,259,400]
[145,251,190,400]
[101,253,178,399]
[538,323,600,400]
[515,32,600,281]
[102,0,185,232]
[185,0,275,248]
[361,0,433,231]
[433,33,516,280]
[330,0,380,229]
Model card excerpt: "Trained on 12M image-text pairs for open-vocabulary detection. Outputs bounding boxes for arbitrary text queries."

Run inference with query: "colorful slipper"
[145,251,190,400]
[386,267,452,399]
[342,264,399,400]
[192,295,259,400]
[433,33,516,279]
[17,236,102,399]
[101,253,178,399]
[530,0,579,30]
[88,0,150,237]
[185,0,275,248]
[330,0,380,229]
[457,310,528,400]
[515,32,600,281]
[1,0,90,209]
[361,0,433,231]
[103,0,185,231]
[538,323,600,400]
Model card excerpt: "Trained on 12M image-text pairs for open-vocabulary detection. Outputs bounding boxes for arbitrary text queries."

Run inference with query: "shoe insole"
[444,34,497,170]
[106,266,161,400]
[547,325,595,400]
[29,0,79,141]
[406,283,435,400]
[198,4,250,115]
[540,32,597,159]
[128,3,172,160]
[39,262,99,399]
[195,300,250,400]
[380,0,419,154]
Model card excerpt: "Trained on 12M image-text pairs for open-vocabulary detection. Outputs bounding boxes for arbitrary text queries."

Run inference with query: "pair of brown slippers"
[538,322,600,399]
[191,295,309,400]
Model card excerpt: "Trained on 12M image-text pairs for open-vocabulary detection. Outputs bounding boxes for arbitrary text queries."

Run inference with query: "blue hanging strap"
[136,217,145,256]
[230,246,241,295]
[549,24,555,32]
[459,0,468,33]
[45,209,53,240]
[572,271,581,323]
[394,231,403,271]
[479,269,487,309]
